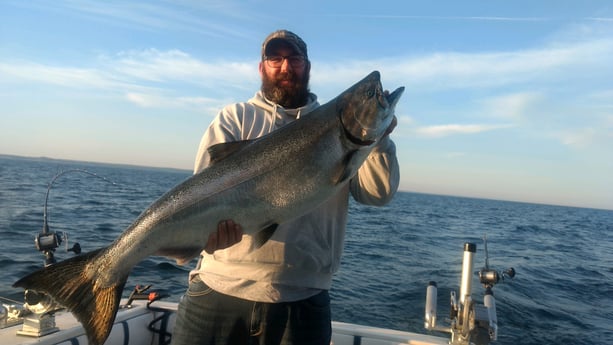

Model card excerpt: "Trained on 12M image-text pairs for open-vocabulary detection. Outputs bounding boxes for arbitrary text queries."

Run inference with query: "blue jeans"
[171,275,332,345]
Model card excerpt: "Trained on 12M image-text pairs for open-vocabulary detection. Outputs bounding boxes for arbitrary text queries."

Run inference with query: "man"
[172,29,399,345]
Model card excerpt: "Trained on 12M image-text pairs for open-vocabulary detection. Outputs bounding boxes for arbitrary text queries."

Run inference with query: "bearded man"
[172,29,399,345]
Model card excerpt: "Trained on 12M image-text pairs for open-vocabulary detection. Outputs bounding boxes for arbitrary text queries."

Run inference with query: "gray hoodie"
[191,90,399,302]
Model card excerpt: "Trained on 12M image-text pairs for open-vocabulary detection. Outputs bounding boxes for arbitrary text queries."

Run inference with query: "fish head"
[338,71,404,145]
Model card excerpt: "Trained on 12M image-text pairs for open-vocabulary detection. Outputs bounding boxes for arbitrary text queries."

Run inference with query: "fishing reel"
[479,267,516,289]
[424,237,515,345]
[35,226,81,267]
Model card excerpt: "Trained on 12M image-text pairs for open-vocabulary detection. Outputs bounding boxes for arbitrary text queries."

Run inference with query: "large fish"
[14,71,404,345]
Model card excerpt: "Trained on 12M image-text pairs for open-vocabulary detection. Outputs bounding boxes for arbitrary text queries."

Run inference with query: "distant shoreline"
[2,153,611,212]
[0,153,191,174]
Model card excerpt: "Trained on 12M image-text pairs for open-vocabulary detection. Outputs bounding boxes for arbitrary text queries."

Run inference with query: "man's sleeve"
[349,136,400,206]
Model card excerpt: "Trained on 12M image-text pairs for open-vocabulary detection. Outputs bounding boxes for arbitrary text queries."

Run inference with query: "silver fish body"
[14,70,404,345]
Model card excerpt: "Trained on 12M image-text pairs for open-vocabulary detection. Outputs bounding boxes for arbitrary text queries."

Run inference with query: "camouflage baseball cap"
[261,30,308,59]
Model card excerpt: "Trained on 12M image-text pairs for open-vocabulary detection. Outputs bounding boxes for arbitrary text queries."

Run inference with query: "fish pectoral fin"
[335,165,353,185]
[207,140,255,165]
[13,248,126,345]
[253,223,279,248]
[333,150,359,185]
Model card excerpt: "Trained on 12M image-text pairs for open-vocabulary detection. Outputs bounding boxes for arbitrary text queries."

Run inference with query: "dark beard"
[261,71,310,108]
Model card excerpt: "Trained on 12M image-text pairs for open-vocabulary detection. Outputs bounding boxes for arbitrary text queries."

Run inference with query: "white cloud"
[414,123,514,138]
[398,115,414,126]
[0,61,126,89]
[107,49,259,88]
[0,49,259,102]
[588,89,613,102]
[587,17,613,22]
[125,92,167,108]
[125,92,227,113]
[11,0,256,39]
[2,31,612,143]
[315,36,613,93]
[552,128,599,149]
[3,31,612,101]
[333,14,555,22]
[480,92,543,120]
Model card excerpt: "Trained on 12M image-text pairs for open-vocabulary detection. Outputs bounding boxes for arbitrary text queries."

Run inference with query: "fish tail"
[13,248,127,345]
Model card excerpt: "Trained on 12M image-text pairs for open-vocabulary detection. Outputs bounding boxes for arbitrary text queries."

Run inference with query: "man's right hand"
[204,220,243,254]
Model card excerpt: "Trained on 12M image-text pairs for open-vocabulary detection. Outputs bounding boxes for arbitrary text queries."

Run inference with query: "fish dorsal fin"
[207,140,253,165]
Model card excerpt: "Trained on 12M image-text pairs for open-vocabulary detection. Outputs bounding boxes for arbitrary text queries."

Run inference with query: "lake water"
[1,155,611,344]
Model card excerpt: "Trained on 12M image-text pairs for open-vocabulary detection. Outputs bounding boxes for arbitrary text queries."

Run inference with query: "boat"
[1,239,514,345]
[1,171,515,345]
[1,297,452,345]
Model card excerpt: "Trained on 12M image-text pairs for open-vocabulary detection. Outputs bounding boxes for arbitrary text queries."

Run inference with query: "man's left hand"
[204,220,243,254]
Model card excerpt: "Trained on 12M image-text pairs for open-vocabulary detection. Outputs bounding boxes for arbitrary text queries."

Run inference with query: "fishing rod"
[424,236,516,345]
[5,168,121,337]
[36,168,118,266]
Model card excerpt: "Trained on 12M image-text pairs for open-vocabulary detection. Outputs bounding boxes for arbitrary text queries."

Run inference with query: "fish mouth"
[361,86,405,137]
[383,86,405,110]
[369,80,404,120]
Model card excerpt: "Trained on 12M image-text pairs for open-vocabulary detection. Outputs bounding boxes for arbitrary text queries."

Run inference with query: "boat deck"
[1,299,448,345]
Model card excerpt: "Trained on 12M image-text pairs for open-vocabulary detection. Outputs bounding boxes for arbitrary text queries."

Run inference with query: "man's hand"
[204,220,243,254]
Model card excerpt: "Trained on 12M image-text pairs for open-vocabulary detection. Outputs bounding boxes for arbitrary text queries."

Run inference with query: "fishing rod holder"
[15,290,62,337]
[1,291,62,336]
[424,239,515,345]
[0,304,26,329]
[125,285,169,307]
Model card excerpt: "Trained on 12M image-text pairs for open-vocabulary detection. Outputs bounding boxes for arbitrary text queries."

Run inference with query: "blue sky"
[1,1,612,210]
